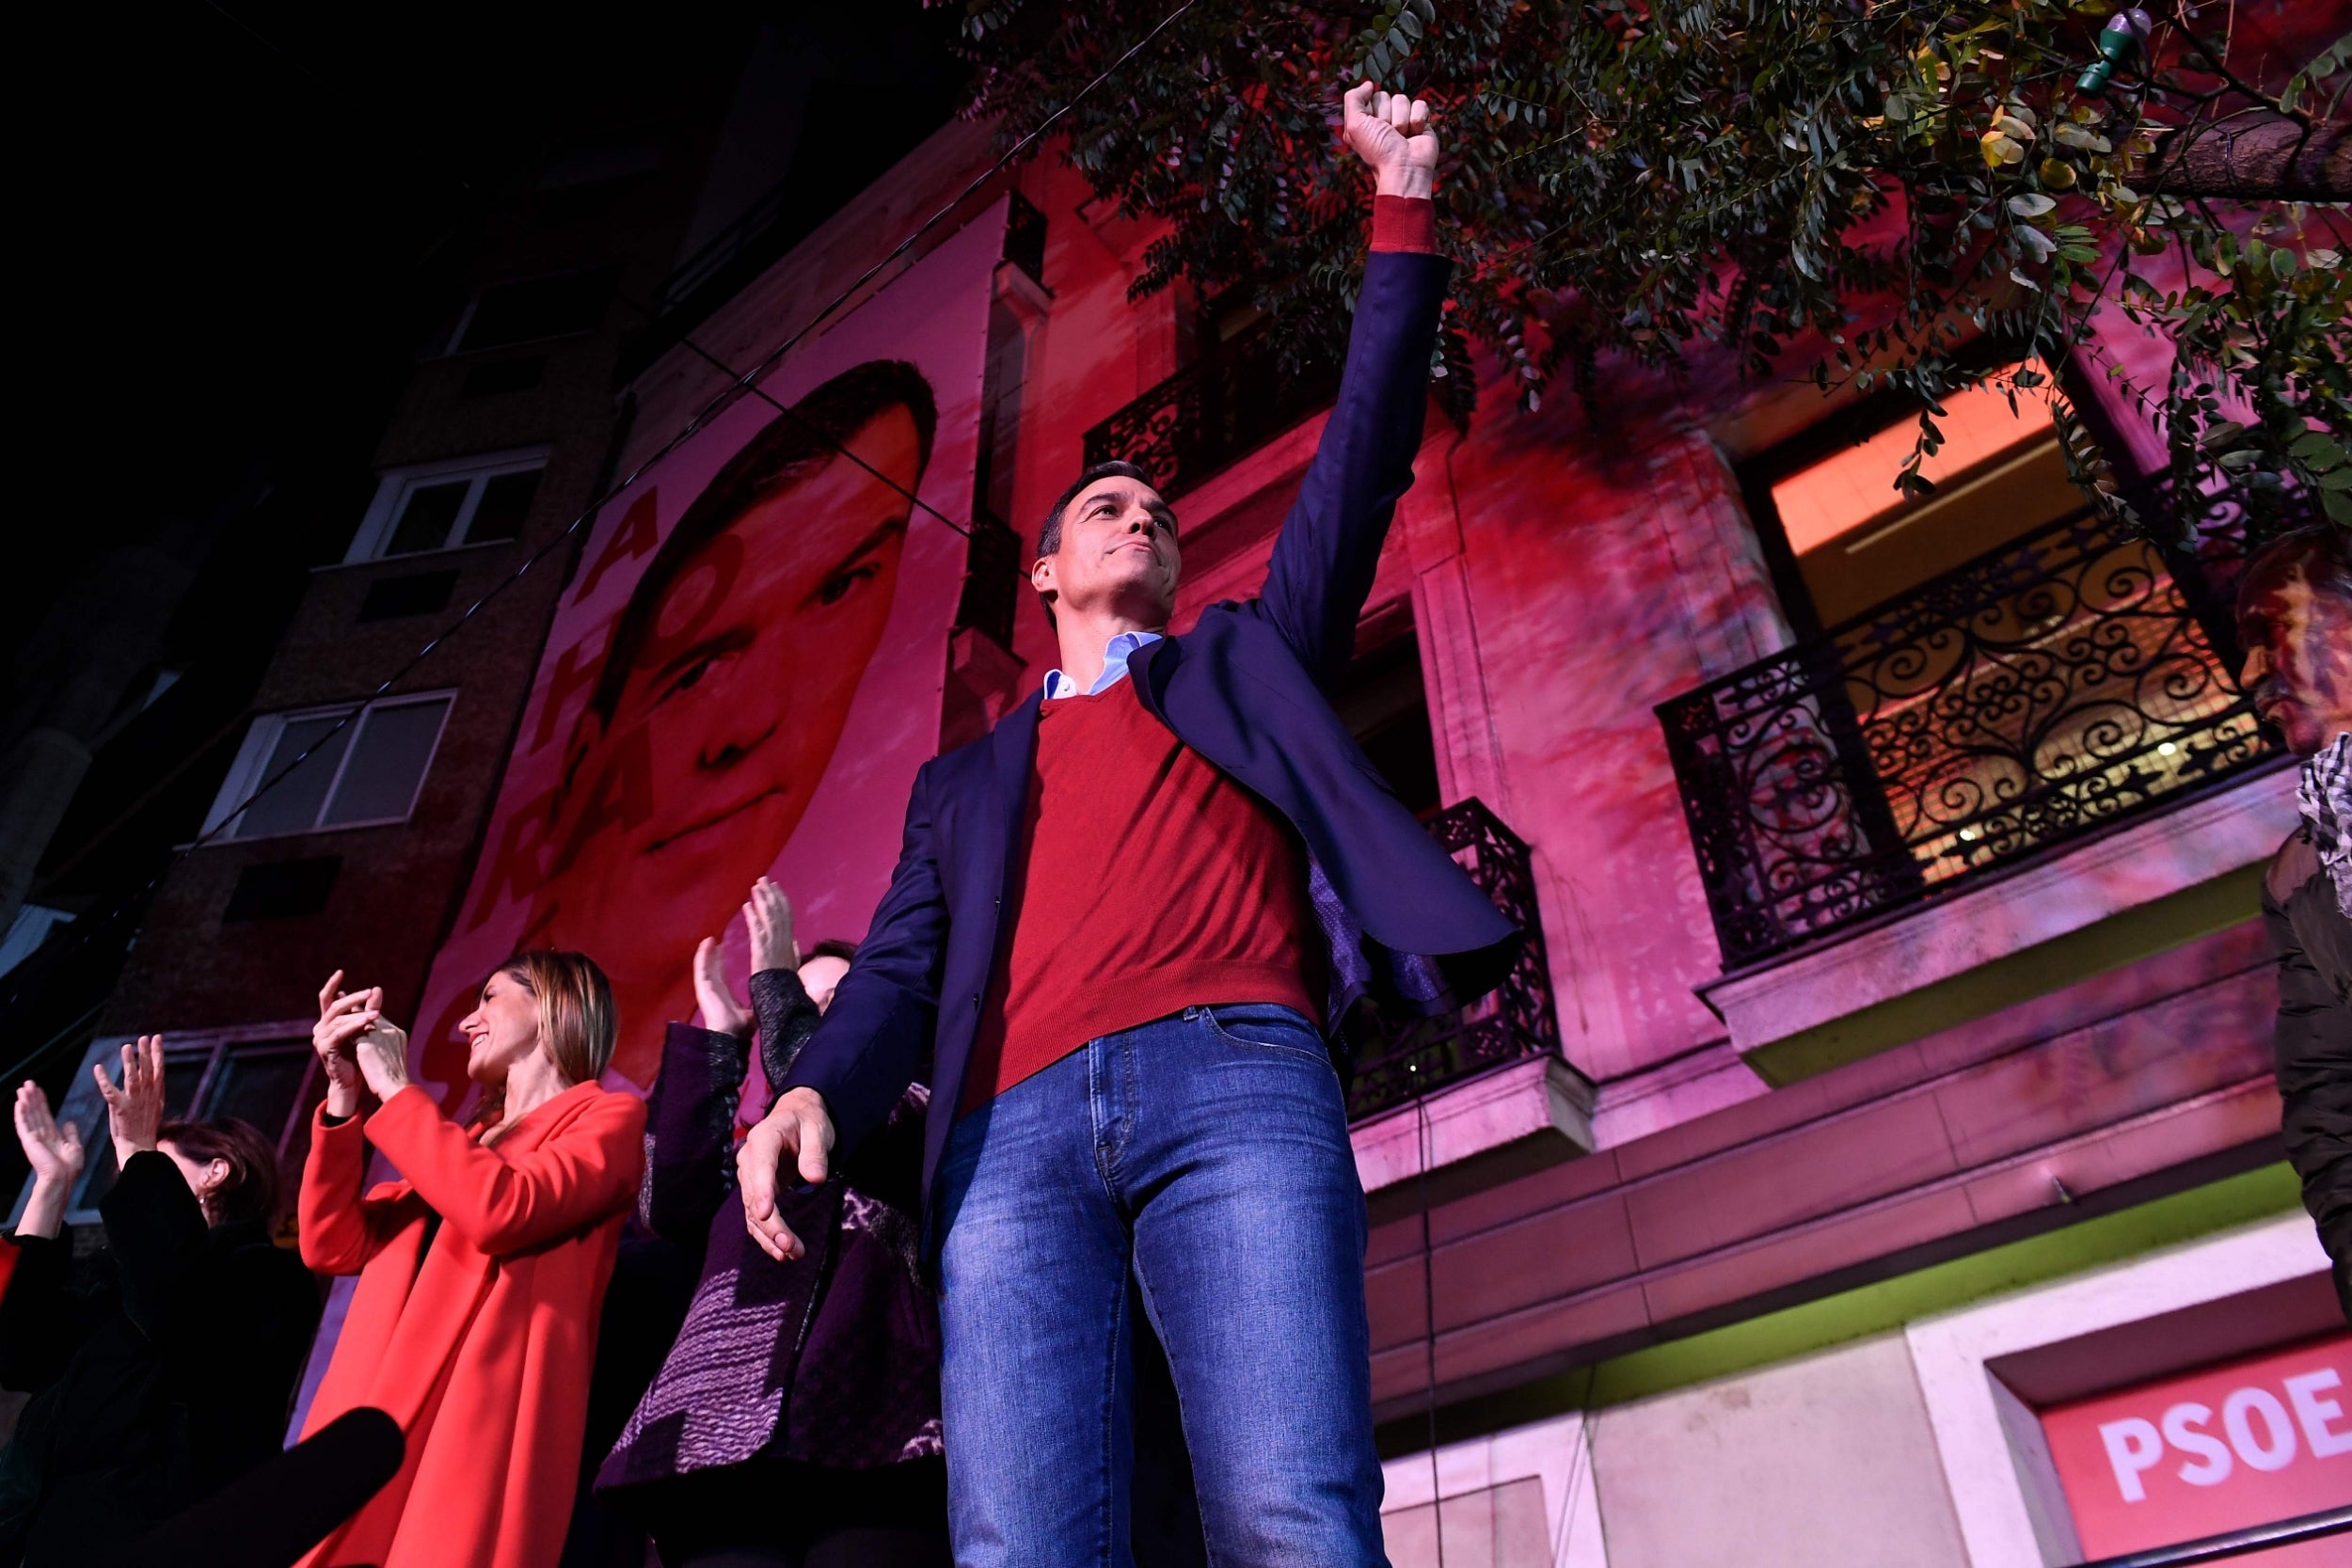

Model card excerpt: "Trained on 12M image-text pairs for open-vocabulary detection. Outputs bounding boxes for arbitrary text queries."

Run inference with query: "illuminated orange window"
[1768,372,2085,627]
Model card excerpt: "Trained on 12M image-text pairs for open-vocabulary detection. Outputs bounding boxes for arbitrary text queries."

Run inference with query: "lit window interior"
[1771,372,2086,627]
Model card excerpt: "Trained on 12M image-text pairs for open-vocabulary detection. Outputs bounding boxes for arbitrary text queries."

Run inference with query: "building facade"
[8,40,2343,1568]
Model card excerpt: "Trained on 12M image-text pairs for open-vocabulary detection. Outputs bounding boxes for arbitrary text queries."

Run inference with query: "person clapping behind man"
[0,1040,320,1566]
[596,879,946,1568]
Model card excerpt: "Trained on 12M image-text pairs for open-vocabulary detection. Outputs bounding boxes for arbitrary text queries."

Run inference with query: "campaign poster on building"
[408,206,1001,1101]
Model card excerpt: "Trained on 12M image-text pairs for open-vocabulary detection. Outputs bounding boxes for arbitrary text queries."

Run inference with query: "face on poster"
[407,209,1000,1097]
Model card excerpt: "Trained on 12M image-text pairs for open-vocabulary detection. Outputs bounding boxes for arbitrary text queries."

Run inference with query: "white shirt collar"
[1042,629,1165,701]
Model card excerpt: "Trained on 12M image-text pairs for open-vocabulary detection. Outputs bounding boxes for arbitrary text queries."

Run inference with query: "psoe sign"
[2039,1332,2351,1563]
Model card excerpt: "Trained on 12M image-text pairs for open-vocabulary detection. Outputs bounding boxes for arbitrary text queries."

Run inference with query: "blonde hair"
[471,950,617,1132]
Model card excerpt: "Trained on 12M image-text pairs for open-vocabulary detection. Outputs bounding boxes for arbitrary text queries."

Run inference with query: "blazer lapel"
[981,689,1041,908]
[1126,629,1176,722]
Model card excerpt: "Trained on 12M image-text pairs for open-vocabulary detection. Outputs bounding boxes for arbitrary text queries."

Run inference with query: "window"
[6,1027,329,1228]
[203,692,454,841]
[1750,371,2084,633]
[0,903,72,979]
[448,265,617,354]
[345,449,548,562]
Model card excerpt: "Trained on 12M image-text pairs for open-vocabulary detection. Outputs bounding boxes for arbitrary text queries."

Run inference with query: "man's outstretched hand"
[1343,81,1438,200]
[738,1085,835,1261]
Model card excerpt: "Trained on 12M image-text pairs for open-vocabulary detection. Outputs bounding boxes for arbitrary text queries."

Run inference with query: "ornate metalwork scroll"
[1082,317,1341,499]
[1344,798,1568,1123]
[1658,505,2281,969]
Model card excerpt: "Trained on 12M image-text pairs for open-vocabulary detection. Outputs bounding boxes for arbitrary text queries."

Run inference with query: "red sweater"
[961,681,1324,1112]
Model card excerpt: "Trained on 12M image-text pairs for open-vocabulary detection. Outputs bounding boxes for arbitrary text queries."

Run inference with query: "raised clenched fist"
[1343,81,1438,200]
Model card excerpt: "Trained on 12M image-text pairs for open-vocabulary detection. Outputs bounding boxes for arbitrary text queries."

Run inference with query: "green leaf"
[2280,31,2351,117]
[2290,431,2347,468]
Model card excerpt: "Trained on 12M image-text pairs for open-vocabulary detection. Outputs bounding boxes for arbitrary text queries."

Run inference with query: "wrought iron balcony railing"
[1345,798,1565,1122]
[1656,503,2283,970]
[1082,318,1341,499]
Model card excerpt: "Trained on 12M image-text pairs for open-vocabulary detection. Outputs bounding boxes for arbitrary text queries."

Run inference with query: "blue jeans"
[934,1005,1389,1567]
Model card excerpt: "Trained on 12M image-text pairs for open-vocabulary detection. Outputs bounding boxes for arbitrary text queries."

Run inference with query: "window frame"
[201,690,456,843]
[343,448,551,563]
[1734,348,2137,642]
[5,1022,323,1229]
[443,264,618,356]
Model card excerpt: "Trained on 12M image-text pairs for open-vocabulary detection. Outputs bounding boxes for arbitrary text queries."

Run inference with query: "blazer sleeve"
[2267,882,2352,1290]
[782,761,950,1161]
[641,1022,746,1244]
[99,1149,214,1345]
[1256,246,1451,689]
[298,1105,421,1275]
[363,1085,646,1256]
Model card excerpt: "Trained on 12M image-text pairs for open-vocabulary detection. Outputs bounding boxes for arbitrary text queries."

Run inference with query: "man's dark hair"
[589,359,939,724]
[805,937,859,965]
[1034,460,1168,626]
[2237,524,2352,610]
[156,1116,282,1228]
[1038,460,1159,561]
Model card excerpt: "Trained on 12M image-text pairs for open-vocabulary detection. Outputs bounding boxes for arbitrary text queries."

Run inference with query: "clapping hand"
[314,973,373,1118]
[91,1035,167,1162]
[14,1082,84,1186]
[354,1016,411,1103]
[12,1082,85,1240]
[691,935,751,1037]
[314,974,412,1110]
[1342,80,1438,200]
[692,878,801,1037]
[745,878,798,975]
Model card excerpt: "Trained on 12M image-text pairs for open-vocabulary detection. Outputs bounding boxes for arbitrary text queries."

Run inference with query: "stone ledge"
[1698,760,2299,1069]
[1353,1053,1596,1226]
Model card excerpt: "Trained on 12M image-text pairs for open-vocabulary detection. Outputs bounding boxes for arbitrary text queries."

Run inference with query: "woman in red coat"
[296,951,645,1568]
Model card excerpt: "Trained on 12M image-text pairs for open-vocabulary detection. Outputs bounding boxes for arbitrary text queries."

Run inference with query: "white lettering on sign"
[2160,1403,2232,1487]
[2100,1366,2352,1501]
[2221,1388,2296,1472]
[2101,1418,2164,1503]
[2282,1370,2352,1458]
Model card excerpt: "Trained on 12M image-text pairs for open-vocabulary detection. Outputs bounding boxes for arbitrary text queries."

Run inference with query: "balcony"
[1082,317,1341,499]
[1656,502,2282,972]
[1346,798,1566,1122]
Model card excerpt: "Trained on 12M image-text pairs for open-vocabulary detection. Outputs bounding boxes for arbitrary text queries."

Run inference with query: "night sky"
[14,2,963,664]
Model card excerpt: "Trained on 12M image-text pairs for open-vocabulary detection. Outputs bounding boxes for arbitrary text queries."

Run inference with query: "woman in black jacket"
[596,879,1205,1568]
[596,879,947,1568]
[0,1037,322,1565]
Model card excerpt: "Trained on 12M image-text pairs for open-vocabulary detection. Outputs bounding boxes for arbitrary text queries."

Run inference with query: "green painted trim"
[1747,864,2266,1086]
[1426,1163,2303,1440]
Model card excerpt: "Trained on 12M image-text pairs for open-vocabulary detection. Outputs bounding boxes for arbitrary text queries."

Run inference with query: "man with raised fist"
[740,83,1517,1564]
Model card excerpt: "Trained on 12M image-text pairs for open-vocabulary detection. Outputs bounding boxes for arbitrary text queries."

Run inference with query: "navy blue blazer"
[784,247,1521,1209]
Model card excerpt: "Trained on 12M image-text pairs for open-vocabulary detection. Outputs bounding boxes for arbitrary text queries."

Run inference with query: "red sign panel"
[2040,1332,2352,1564]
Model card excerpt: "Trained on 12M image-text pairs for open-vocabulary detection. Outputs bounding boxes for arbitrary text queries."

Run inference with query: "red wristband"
[1371,194,1438,255]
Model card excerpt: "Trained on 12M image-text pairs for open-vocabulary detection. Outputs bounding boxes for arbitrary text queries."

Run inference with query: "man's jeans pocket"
[1196,1004,1331,1066]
